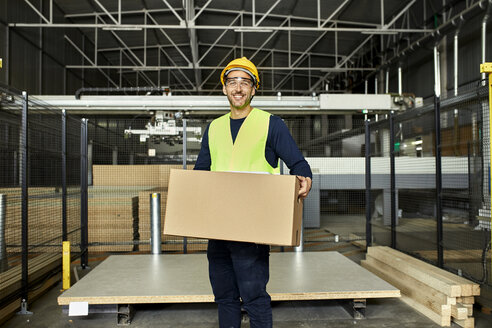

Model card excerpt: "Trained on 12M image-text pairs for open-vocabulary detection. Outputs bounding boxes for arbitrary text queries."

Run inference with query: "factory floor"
[3,214,492,327]
[6,285,491,328]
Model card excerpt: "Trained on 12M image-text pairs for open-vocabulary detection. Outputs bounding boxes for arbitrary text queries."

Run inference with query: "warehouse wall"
[384,11,492,100]
[0,0,114,95]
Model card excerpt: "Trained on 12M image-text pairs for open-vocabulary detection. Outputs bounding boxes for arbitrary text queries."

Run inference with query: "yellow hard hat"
[220,57,260,89]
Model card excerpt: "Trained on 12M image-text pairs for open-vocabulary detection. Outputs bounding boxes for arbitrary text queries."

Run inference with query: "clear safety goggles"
[224,77,255,88]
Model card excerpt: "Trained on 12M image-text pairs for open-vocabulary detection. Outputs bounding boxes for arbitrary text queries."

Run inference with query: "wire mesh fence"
[49,83,491,287]
[0,86,24,278]
[84,115,209,253]
[83,113,371,254]
[292,115,368,252]
[0,85,83,305]
[364,82,490,286]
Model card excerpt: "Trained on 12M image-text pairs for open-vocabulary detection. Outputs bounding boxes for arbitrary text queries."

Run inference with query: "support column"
[80,119,89,269]
[62,110,67,241]
[19,91,31,314]
[182,119,188,254]
[365,120,372,247]
[434,46,444,268]
[389,111,397,248]
[21,92,28,298]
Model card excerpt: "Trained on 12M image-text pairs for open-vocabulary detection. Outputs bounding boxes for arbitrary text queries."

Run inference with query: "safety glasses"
[225,77,255,88]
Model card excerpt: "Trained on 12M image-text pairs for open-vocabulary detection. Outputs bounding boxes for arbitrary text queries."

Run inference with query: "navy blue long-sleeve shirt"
[194,115,312,179]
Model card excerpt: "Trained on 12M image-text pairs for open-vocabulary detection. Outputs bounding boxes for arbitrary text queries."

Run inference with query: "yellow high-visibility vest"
[209,108,280,174]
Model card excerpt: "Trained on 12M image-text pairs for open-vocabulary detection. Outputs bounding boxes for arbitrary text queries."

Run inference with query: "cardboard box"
[164,169,303,246]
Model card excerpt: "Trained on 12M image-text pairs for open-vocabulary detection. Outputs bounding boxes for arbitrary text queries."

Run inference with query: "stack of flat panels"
[88,187,144,252]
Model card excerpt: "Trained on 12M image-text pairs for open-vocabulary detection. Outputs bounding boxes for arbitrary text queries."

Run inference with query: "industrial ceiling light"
[361,30,398,35]
[132,67,160,71]
[233,28,274,33]
[102,26,143,31]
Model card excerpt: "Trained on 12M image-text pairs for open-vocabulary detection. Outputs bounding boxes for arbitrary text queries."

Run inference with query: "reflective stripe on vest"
[209,108,280,174]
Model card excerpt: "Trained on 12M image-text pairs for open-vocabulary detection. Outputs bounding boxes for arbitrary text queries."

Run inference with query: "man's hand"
[297,176,312,199]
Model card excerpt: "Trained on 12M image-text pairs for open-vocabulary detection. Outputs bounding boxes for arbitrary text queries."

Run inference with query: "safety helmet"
[220,57,260,89]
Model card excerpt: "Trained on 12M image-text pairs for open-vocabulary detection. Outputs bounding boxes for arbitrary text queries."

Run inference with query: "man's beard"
[227,92,252,110]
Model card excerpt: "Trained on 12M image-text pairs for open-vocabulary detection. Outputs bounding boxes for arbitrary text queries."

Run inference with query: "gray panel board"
[58,252,399,305]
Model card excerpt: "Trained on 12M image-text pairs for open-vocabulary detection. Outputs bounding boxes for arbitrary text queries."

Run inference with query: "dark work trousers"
[207,239,272,328]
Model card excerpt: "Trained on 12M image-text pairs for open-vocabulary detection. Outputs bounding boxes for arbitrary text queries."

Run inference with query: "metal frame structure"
[6,0,488,95]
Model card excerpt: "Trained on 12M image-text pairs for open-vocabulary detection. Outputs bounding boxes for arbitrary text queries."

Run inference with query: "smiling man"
[194,57,312,328]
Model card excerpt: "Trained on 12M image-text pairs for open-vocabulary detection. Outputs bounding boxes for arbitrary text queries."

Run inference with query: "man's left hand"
[297,176,312,199]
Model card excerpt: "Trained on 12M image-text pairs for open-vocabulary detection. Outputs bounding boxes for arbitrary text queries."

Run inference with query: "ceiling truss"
[8,0,487,95]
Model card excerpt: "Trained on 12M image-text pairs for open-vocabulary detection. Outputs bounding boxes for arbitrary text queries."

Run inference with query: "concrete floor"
[3,214,492,327]
[3,276,492,328]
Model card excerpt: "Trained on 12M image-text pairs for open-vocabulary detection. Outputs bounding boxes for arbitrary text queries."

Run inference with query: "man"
[194,57,312,328]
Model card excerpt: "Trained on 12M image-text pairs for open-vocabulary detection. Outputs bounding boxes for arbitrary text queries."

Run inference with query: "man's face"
[222,70,256,111]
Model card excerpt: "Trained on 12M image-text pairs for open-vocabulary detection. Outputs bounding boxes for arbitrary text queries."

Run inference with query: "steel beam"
[194,0,212,21]
[197,14,241,65]
[255,0,281,27]
[98,42,339,59]
[64,7,380,28]
[8,23,432,33]
[65,65,375,71]
[320,0,350,28]
[158,47,194,90]
[383,0,418,29]
[24,0,50,24]
[93,0,119,24]
[147,13,192,65]
[200,47,236,89]
[250,18,289,61]
[64,35,119,88]
[161,0,184,24]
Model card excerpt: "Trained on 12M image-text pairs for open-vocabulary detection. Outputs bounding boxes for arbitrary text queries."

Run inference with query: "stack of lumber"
[0,253,61,325]
[90,165,199,253]
[92,164,185,187]
[0,187,63,254]
[88,187,144,252]
[361,246,479,327]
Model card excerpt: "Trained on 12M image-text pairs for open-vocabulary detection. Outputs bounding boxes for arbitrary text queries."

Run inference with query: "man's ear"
[222,85,227,95]
[251,87,256,96]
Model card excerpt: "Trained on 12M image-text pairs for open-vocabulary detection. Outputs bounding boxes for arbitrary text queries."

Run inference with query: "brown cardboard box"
[164,169,303,246]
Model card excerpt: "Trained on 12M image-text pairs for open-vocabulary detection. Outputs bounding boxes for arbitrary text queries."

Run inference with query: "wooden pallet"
[361,246,479,327]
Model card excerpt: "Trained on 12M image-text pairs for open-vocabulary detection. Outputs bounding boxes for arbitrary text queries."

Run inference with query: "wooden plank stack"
[361,246,479,327]
[0,253,61,325]
[88,187,144,252]
[0,187,64,253]
[92,164,184,186]
[89,165,201,253]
